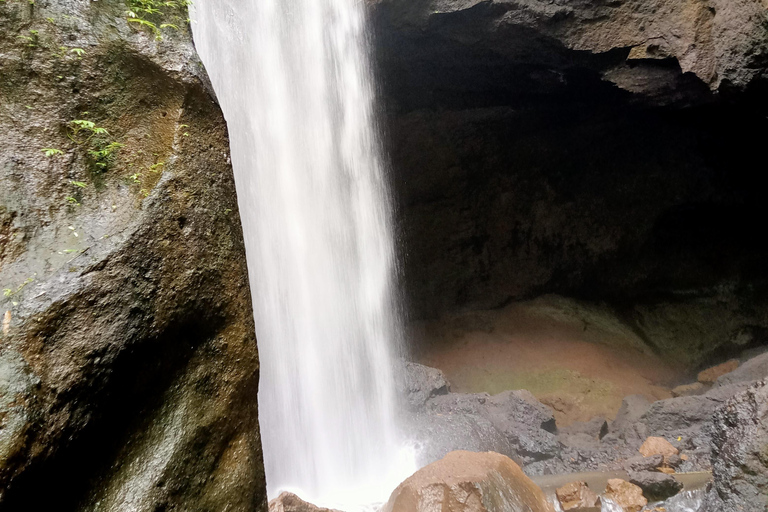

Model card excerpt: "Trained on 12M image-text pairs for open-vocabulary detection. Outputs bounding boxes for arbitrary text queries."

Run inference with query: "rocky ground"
[388,354,768,510]
[401,350,768,484]
[411,296,682,426]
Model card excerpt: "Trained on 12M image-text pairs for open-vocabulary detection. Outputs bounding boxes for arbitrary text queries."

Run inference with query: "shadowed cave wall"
[370,0,768,367]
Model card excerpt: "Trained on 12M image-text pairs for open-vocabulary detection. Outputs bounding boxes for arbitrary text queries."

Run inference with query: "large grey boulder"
[715,352,768,387]
[401,361,451,410]
[0,2,266,510]
[410,408,516,467]
[702,379,768,511]
[424,391,560,464]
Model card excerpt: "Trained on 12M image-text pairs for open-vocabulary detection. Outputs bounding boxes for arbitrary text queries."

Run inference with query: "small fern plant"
[126,0,190,40]
[67,120,124,174]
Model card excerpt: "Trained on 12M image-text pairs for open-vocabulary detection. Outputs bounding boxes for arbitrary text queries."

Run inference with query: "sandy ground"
[411,295,685,426]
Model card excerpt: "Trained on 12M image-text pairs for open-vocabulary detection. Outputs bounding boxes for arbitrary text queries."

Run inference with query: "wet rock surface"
[0,2,266,510]
[382,450,554,512]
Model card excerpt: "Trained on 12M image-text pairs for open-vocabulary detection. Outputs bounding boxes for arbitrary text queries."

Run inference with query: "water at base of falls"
[191,0,417,509]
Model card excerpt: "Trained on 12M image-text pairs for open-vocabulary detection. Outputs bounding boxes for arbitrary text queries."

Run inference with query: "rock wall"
[370,0,768,365]
[703,379,768,511]
[0,1,267,510]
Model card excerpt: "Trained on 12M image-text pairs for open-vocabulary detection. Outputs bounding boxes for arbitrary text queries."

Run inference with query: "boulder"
[639,396,724,451]
[401,362,451,409]
[555,481,600,511]
[609,395,652,443]
[483,391,559,461]
[558,417,609,440]
[410,409,515,467]
[697,359,739,384]
[702,379,768,511]
[628,471,683,501]
[269,493,340,512]
[638,437,679,458]
[622,455,663,473]
[715,352,768,387]
[382,451,554,512]
[425,391,560,464]
[603,479,647,512]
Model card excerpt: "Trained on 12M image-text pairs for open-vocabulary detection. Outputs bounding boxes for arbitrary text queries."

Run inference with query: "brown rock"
[556,481,601,511]
[698,360,740,384]
[671,382,706,397]
[604,479,648,512]
[269,492,341,512]
[639,437,679,458]
[383,451,554,512]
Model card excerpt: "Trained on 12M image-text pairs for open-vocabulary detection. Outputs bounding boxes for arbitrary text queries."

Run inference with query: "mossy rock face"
[0,1,267,511]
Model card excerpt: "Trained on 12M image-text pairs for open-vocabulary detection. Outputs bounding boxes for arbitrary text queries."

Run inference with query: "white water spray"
[191,0,416,508]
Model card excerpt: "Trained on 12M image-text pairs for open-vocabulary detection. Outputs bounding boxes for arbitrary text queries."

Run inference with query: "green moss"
[459,367,614,397]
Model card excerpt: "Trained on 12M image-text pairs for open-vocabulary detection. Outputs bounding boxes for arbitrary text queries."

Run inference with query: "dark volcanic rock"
[639,387,754,455]
[628,471,683,501]
[401,361,451,410]
[415,390,560,466]
[702,379,768,512]
[0,2,266,511]
[715,352,768,387]
[483,390,560,461]
[410,408,516,467]
[605,395,652,444]
[559,417,609,440]
[372,0,768,109]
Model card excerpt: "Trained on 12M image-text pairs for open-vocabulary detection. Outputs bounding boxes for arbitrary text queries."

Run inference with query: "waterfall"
[191,0,416,508]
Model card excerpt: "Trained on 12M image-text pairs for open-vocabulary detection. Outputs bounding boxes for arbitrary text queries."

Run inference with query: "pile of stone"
[403,351,768,477]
